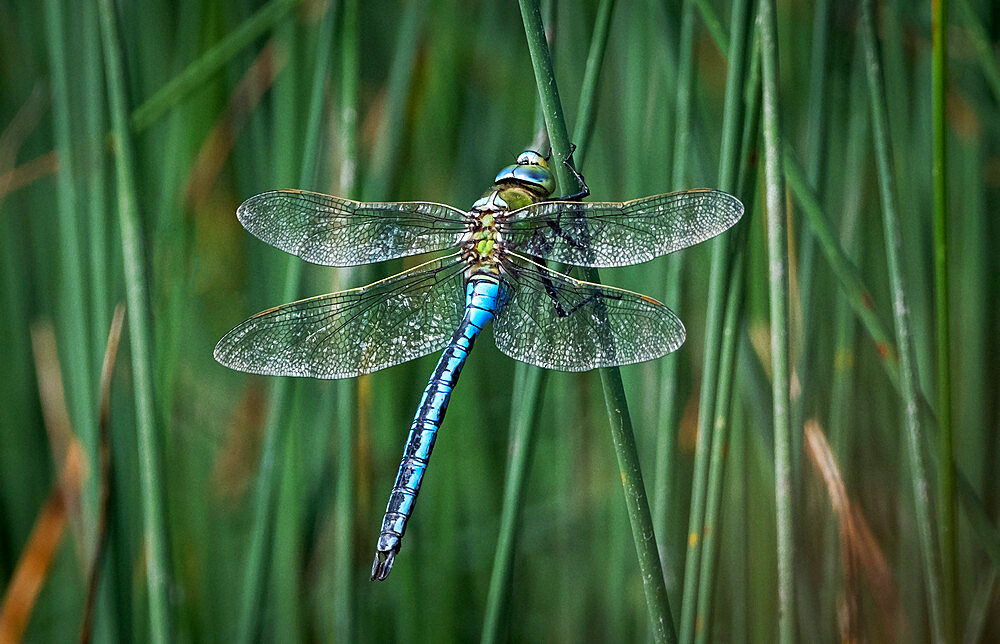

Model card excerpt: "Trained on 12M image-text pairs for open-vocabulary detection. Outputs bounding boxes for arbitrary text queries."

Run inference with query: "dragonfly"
[215,150,744,580]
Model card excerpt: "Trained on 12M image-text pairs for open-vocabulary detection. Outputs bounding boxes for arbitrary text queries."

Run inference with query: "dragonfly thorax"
[461,190,509,269]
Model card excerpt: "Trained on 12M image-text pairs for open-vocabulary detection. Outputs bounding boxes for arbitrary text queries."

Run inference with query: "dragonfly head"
[494,149,555,197]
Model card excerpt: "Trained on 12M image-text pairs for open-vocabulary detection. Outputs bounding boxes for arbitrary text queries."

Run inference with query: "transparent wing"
[501,189,743,267]
[238,189,468,266]
[493,254,685,371]
[214,255,467,378]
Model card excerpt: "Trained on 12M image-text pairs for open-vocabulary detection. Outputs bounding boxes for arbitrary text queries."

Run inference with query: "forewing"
[502,189,743,267]
[238,189,468,266]
[214,255,467,378]
[493,254,685,371]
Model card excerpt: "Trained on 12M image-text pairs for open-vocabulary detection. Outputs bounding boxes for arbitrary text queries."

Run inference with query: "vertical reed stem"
[757,0,795,640]
[95,0,171,639]
[931,0,957,638]
[860,1,945,640]
[518,1,675,640]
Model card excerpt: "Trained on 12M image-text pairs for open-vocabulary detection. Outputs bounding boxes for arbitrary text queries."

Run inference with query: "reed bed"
[0,0,997,641]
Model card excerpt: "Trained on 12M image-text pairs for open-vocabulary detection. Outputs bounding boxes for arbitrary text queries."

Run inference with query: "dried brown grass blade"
[805,419,905,642]
[79,304,125,644]
[0,322,88,642]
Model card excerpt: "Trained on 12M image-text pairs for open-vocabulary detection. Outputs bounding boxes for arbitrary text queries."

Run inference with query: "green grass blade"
[518,1,675,640]
[679,0,752,639]
[481,366,546,644]
[931,0,957,637]
[43,0,98,555]
[859,1,945,640]
[757,0,795,640]
[95,0,171,639]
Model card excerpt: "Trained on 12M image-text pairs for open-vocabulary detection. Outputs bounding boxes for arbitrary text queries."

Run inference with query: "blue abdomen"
[371,273,504,579]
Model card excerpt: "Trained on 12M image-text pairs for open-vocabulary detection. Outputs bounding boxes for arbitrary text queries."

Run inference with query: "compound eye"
[518,150,543,166]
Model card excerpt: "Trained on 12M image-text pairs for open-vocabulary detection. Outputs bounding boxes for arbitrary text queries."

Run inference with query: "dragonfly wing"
[214,255,467,378]
[502,189,743,267]
[238,190,468,266]
[493,254,685,371]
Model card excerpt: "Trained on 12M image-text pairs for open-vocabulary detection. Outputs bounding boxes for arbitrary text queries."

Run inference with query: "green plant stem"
[757,1,794,641]
[483,2,615,639]
[678,1,751,641]
[236,7,337,641]
[43,0,99,554]
[664,3,695,634]
[859,1,945,641]
[691,0,728,55]
[95,0,171,640]
[518,1,675,641]
[694,227,747,644]
[131,0,303,132]
[481,366,546,644]
[931,0,957,638]
[570,0,615,169]
[693,8,757,635]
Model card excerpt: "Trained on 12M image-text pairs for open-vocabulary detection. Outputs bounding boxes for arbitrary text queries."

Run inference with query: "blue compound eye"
[517,150,547,167]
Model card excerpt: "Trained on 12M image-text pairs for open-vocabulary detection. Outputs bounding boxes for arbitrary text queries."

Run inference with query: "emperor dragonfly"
[214,150,743,580]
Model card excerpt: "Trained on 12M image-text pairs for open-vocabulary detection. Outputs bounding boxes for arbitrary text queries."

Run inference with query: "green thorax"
[462,150,555,271]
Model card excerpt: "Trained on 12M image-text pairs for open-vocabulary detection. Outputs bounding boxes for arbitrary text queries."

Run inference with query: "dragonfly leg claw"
[558,154,590,201]
[371,547,399,581]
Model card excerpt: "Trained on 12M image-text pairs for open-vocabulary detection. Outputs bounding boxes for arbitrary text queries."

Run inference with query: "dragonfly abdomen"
[372,273,504,580]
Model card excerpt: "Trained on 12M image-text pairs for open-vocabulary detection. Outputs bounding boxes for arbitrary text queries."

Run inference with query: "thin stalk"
[694,227,747,644]
[671,1,706,640]
[480,366,545,644]
[694,9,758,633]
[647,0,691,604]
[236,7,337,641]
[483,2,615,639]
[791,0,831,519]
[131,0,303,132]
[96,0,171,640]
[860,1,945,640]
[679,0,752,639]
[691,0,728,55]
[332,1,359,641]
[82,1,111,381]
[757,1,794,641]
[518,1,675,641]
[570,0,615,169]
[931,0,957,637]
[662,0,694,626]
[43,0,98,555]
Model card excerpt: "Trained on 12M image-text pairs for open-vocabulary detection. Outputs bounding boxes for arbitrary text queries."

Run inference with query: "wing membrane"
[214,255,467,378]
[493,254,685,371]
[238,190,468,266]
[502,189,743,267]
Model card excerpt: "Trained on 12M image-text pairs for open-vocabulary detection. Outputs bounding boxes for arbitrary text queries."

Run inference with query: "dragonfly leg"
[538,269,622,318]
[555,145,590,201]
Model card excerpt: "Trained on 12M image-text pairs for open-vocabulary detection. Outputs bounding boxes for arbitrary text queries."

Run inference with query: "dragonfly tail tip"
[370,548,398,581]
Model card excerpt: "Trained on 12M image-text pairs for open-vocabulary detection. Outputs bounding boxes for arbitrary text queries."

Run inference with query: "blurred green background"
[0,0,997,641]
